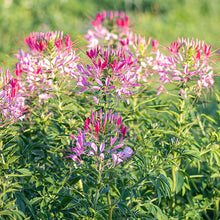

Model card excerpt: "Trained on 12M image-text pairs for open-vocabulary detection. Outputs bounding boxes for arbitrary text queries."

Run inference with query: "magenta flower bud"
[55,39,63,50]
[92,86,101,90]
[121,125,127,138]
[69,155,81,163]
[99,153,105,160]
[109,11,113,21]
[70,135,77,141]
[120,11,125,18]
[103,113,107,131]
[110,135,118,146]
[180,89,187,98]
[125,15,129,24]
[204,44,211,57]
[112,154,118,166]
[91,143,98,153]
[117,116,122,125]
[100,143,105,152]
[110,114,114,124]
[84,117,91,129]
[111,144,124,152]
[105,77,110,87]
[180,89,184,94]
[10,78,19,98]
[93,96,99,104]
[102,10,106,19]
[64,34,72,50]
[152,40,159,51]
[15,63,22,79]
[109,85,115,89]
[91,109,95,124]
[95,120,101,135]
[99,108,102,121]
[95,78,103,86]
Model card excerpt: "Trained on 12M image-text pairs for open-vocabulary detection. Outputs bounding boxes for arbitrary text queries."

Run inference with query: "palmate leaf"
[146,203,168,220]
[183,150,201,160]
[15,192,36,219]
[0,210,13,218]
[155,174,171,203]
[0,209,27,220]
[68,176,81,185]
[116,201,137,219]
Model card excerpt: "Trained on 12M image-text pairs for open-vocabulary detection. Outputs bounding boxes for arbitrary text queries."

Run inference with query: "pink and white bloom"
[64,109,133,168]
[85,10,130,48]
[77,46,140,104]
[141,37,215,97]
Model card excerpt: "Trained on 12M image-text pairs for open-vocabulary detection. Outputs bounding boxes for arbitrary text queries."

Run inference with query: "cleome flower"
[77,46,140,104]
[0,68,26,121]
[85,10,131,48]
[14,32,79,108]
[142,37,215,97]
[24,31,73,54]
[1,31,80,122]
[64,109,133,168]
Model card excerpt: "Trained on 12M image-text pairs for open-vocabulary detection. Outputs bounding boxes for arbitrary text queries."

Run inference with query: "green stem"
[94,187,100,210]
[179,99,185,128]
[172,151,177,193]
[94,163,102,210]
[107,191,113,220]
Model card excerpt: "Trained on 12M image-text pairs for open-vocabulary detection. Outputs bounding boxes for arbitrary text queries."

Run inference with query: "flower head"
[0,68,26,121]
[64,109,133,168]
[77,46,140,104]
[85,10,130,48]
[142,37,215,97]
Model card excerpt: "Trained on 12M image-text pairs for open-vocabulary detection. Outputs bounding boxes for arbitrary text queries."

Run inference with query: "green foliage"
[0,1,220,219]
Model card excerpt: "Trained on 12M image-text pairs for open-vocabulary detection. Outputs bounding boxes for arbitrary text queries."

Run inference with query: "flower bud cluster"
[65,109,133,167]
[85,10,130,48]
[141,37,215,97]
[0,68,26,120]
[1,32,79,121]
[77,46,140,104]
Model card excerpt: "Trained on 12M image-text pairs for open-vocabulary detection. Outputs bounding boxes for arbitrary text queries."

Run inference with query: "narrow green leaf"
[175,171,184,194]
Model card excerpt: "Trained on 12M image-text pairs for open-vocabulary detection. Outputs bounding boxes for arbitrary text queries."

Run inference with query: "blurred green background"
[0,0,220,66]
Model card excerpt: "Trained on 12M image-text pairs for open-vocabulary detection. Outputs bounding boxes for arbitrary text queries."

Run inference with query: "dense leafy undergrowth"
[0,10,220,220]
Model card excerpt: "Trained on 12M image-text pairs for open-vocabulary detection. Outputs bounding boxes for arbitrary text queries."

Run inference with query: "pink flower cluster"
[85,11,159,61]
[1,31,79,121]
[86,11,216,98]
[142,37,215,97]
[85,10,130,48]
[0,68,26,120]
[24,31,73,54]
[65,109,133,167]
[77,46,140,104]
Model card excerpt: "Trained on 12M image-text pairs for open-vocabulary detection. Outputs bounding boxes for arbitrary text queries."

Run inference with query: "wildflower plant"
[15,31,79,98]
[65,109,132,167]
[62,109,134,219]
[0,8,219,220]
[0,31,80,123]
